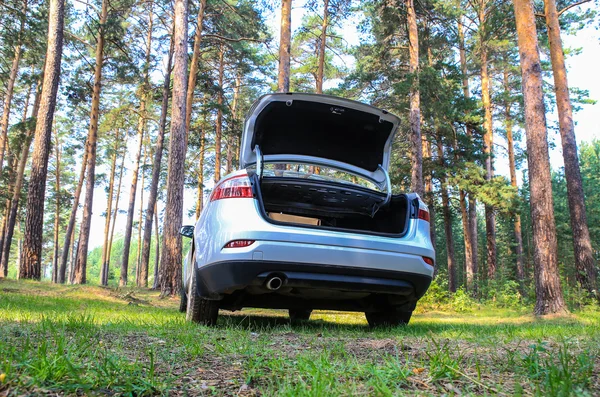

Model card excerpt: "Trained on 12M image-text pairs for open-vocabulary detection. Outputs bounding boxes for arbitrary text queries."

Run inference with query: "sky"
[86,3,600,251]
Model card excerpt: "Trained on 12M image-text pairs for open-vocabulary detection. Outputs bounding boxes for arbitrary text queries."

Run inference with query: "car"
[179,93,435,327]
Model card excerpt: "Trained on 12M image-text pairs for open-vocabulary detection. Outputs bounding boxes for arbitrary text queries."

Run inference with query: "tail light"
[224,240,255,248]
[417,198,430,222]
[210,174,253,201]
[422,257,434,267]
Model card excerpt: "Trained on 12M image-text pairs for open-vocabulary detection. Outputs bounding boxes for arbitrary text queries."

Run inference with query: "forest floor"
[0,279,599,396]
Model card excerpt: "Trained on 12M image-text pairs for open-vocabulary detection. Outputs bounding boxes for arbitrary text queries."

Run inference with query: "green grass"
[1,279,599,396]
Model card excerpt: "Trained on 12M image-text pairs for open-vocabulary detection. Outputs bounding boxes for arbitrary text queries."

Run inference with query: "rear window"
[257,163,381,191]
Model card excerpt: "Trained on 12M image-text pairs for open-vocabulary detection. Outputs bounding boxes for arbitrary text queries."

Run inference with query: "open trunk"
[253,175,413,237]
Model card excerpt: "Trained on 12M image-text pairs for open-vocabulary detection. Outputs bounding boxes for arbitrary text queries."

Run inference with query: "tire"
[289,309,312,322]
[365,310,412,328]
[178,287,187,313]
[186,270,219,326]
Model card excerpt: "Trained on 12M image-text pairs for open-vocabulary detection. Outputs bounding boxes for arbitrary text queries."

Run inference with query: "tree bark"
[135,144,148,286]
[106,148,126,283]
[315,0,329,94]
[185,0,207,139]
[214,44,225,183]
[20,0,65,280]
[140,30,174,288]
[437,139,457,292]
[278,0,292,92]
[421,135,436,251]
[544,0,597,295]
[457,17,478,292]
[406,0,423,196]
[59,144,88,283]
[159,0,188,296]
[513,0,567,315]
[0,0,27,176]
[99,129,120,286]
[458,15,478,294]
[152,205,160,289]
[1,84,40,277]
[52,128,61,283]
[503,67,526,292]
[121,8,153,286]
[478,1,497,281]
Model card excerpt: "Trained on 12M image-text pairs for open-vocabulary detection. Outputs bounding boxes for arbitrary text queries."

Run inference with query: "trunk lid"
[239,93,400,188]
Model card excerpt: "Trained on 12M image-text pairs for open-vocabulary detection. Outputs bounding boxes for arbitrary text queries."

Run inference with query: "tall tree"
[214,44,225,183]
[185,0,207,138]
[543,0,597,295]
[73,0,109,284]
[407,0,423,196]
[121,7,154,286]
[315,0,329,94]
[99,128,121,285]
[278,0,292,92]
[51,127,61,282]
[457,17,478,293]
[503,65,525,292]
[0,0,27,175]
[477,0,497,280]
[438,139,457,292]
[159,0,188,296]
[140,32,174,288]
[20,0,65,279]
[513,0,567,315]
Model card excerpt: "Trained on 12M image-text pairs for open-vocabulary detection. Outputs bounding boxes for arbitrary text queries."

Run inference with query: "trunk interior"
[253,175,412,237]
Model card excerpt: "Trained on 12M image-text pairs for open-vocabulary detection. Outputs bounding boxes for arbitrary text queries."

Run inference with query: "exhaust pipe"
[265,276,283,291]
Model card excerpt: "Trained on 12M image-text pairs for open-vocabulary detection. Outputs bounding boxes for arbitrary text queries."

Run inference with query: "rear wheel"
[186,270,219,326]
[365,310,412,327]
[289,309,312,322]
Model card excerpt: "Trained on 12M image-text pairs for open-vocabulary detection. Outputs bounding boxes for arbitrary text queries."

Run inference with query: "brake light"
[418,209,430,222]
[210,175,253,201]
[224,240,255,248]
[422,257,434,267]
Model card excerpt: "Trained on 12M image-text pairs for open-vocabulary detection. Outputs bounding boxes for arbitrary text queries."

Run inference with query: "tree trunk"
[214,44,225,183]
[0,208,9,277]
[421,135,435,251]
[0,0,27,175]
[159,0,188,296]
[59,144,88,283]
[503,67,526,292]
[52,128,61,283]
[513,0,567,315]
[437,139,457,292]
[315,0,329,93]
[121,8,153,286]
[106,148,126,283]
[196,126,205,219]
[0,87,40,277]
[140,30,174,288]
[185,0,207,139]
[68,227,77,283]
[544,0,597,295]
[73,0,108,284]
[225,74,241,177]
[135,144,148,286]
[457,18,478,292]
[478,3,497,281]
[278,0,292,92]
[20,0,65,280]
[99,129,120,286]
[152,205,160,289]
[406,0,423,196]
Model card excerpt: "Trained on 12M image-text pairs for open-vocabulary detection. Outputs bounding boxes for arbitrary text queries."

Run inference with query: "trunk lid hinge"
[371,164,392,217]
[254,144,264,181]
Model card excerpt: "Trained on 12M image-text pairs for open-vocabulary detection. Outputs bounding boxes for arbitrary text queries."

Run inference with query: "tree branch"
[558,0,591,16]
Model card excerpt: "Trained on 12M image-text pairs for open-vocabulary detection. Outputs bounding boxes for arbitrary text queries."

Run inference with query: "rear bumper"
[194,260,432,301]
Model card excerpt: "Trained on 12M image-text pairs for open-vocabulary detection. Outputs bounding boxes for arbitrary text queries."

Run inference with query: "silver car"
[179,93,434,327]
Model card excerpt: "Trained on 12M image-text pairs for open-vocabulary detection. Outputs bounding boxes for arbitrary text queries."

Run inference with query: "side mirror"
[179,225,194,238]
